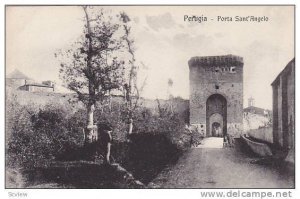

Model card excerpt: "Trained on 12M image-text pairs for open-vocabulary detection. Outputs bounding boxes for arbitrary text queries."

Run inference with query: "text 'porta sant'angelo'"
[184,15,269,23]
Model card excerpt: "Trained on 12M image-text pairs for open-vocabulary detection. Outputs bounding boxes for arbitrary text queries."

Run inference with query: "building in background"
[6,69,33,89]
[19,82,54,92]
[243,97,273,144]
[6,69,55,92]
[243,97,272,131]
[244,97,272,117]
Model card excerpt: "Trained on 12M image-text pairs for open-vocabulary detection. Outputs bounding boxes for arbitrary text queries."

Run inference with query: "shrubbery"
[6,93,191,184]
[6,95,84,169]
[124,132,181,183]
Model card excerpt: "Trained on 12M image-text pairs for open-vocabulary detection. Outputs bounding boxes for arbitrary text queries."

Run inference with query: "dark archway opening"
[206,94,227,137]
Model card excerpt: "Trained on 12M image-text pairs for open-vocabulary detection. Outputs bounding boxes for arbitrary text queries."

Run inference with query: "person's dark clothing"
[99,132,112,153]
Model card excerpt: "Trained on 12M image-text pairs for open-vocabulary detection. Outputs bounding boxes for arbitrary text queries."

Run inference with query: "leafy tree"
[56,6,126,144]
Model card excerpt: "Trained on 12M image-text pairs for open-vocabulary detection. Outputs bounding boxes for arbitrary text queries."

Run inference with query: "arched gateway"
[206,94,227,137]
[188,55,243,138]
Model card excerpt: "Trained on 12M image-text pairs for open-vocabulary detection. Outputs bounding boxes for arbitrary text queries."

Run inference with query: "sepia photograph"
[5,5,295,190]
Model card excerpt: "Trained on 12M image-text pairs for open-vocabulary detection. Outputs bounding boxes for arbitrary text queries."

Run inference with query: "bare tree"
[120,12,146,136]
[56,6,125,144]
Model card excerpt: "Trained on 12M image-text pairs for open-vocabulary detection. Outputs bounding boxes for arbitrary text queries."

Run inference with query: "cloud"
[246,40,280,60]
[146,12,176,31]
[172,33,214,54]
[6,6,294,109]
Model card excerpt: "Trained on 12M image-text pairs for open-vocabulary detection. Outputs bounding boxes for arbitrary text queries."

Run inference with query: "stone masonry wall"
[189,55,243,137]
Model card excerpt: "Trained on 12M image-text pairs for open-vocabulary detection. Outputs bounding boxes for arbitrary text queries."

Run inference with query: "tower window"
[230,66,236,73]
[215,85,219,89]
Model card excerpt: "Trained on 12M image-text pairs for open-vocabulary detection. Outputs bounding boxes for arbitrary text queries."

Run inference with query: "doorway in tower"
[206,94,227,137]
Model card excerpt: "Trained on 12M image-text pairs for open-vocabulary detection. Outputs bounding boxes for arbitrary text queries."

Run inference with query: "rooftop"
[244,106,271,116]
[22,83,54,88]
[7,69,31,79]
[271,58,295,86]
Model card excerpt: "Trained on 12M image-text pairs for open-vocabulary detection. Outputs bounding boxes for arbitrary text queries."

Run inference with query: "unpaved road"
[150,138,294,188]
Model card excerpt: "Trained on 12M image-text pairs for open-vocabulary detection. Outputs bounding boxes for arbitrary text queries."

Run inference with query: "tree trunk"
[128,118,133,135]
[109,91,112,113]
[83,6,97,145]
[85,103,96,144]
[170,101,174,115]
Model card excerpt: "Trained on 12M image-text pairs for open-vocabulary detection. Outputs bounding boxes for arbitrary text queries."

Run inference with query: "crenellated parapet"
[189,54,243,67]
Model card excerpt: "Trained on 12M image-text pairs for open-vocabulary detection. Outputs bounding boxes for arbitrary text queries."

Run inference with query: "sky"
[6,6,294,109]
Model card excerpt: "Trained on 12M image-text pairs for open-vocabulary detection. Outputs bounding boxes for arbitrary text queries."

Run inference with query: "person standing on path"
[97,123,113,164]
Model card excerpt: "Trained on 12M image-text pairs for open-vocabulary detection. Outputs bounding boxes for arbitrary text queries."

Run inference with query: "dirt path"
[150,138,294,188]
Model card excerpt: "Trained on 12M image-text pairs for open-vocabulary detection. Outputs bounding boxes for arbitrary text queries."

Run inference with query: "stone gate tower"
[189,55,243,137]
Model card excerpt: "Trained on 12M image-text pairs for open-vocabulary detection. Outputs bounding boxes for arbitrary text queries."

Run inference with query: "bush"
[132,105,191,150]
[6,95,38,169]
[6,93,191,186]
[107,102,192,183]
[93,100,191,183]
[6,99,84,169]
[94,106,128,143]
[123,133,180,183]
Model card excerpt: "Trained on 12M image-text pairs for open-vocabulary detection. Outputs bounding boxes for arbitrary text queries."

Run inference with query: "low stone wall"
[247,127,273,144]
[241,135,272,157]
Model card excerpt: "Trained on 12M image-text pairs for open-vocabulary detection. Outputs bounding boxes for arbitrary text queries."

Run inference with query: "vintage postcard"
[5,5,295,191]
